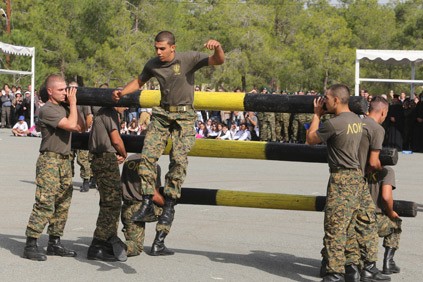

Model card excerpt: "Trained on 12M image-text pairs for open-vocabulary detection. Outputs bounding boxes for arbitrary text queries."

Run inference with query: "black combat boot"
[361,262,391,282]
[160,197,176,225]
[382,247,400,274]
[322,273,344,282]
[46,235,77,257]
[344,264,360,282]
[107,235,127,262]
[87,238,117,262]
[149,230,174,256]
[131,195,157,222]
[23,237,47,261]
[80,179,90,192]
[320,258,327,277]
[89,177,97,189]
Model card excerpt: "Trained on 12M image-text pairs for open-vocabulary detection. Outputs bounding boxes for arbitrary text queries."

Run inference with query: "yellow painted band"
[138,90,245,111]
[164,139,266,159]
[139,90,161,108]
[215,190,317,211]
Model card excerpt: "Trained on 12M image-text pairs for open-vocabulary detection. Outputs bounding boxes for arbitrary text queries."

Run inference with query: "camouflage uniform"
[26,153,73,238]
[70,150,92,179]
[257,112,276,142]
[138,106,196,199]
[345,185,378,266]
[377,214,402,249]
[91,153,122,241]
[121,200,145,256]
[322,169,366,273]
[291,113,313,143]
[275,113,290,142]
[25,99,74,239]
[122,155,163,256]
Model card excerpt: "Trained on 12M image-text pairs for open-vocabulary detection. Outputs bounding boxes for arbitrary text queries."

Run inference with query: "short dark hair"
[328,84,350,105]
[369,96,389,113]
[155,31,175,45]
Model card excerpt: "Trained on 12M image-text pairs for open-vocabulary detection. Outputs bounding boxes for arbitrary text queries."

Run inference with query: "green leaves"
[0,0,420,94]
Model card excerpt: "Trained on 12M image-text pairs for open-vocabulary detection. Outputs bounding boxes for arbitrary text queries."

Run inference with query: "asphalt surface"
[0,128,421,281]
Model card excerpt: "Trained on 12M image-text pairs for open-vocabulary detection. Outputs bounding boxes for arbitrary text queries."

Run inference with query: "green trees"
[0,0,421,94]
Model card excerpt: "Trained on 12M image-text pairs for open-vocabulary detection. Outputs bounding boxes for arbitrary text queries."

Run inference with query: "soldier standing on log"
[112,31,224,256]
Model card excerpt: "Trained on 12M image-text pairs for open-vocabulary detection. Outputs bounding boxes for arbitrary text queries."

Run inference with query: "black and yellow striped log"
[73,87,368,114]
[71,133,398,166]
[172,187,417,217]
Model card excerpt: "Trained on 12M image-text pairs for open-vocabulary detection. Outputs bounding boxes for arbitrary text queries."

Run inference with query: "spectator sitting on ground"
[216,124,231,140]
[207,123,220,139]
[196,122,208,139]
[127,118,139,135]
[233,123,251,141]
[229,122,239,139]
[12,115,30,136]
[120,121,128,134]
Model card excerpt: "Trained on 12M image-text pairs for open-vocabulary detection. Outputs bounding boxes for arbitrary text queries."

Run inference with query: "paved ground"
[0,128,421,281]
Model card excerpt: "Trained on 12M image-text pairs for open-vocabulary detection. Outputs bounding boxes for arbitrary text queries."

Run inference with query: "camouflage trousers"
[275,113,290,142]
[121,200,164,256]
[121,200,145,256]
[377,213,402,249]
[345,186,378,266]
[70,149,93,179]
[91,153,122,241]
[138,107,196,199]
[26,153,73,238]
[323,169,366,274]
[257,112,276,142]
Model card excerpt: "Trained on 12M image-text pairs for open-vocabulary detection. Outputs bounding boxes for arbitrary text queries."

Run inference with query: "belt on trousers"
[161,104,193,113]
[92,152,115,157]
[41,151,69,159]
[329,167,360,173]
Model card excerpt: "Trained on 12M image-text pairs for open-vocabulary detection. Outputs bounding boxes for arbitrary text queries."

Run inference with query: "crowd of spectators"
[3,81,422,152]
[0,83,42,137]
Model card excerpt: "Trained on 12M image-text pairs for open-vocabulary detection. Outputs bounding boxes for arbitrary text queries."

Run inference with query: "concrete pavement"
[0,128,421,281]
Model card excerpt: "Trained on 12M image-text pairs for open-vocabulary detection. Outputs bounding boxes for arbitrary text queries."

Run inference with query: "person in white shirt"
[216,124,231,140]
[233,123,251,141]
[12,115,30,136]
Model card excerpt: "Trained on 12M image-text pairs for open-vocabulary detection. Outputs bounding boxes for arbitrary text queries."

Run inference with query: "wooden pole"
[71,87,368,114]
[71,133,398,166]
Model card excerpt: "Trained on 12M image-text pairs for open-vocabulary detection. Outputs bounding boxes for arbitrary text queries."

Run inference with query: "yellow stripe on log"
[139,90,161,107]
[193,91,245,111]
[138,90,245,111]
[215,190,317,211]
[163,139,266,159]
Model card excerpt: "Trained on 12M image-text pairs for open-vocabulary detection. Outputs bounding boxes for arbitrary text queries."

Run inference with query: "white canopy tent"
[355,49,423,97]
[0,41,35,126]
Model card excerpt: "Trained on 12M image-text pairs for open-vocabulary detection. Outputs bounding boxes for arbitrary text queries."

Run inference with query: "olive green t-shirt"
[121,154,162,201]
[357,116,385,174]
[88,107,119,154]
[38,101,71,155]
[368,166,396,214]
[139,51,209,106]
[317,111,363,170]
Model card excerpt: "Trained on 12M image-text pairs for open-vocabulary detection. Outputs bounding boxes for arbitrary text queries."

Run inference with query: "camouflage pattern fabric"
[275,113,290,142]
[345,186,378,266]
[76,149,92,180]
[257,112,276,142]
[25,153,73,238]
[138,107,196,199]
[121,200,145,256]
[91,153,122,241]
[291,113,313,143]
[377,213,402,249]
[323,169,366,274]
